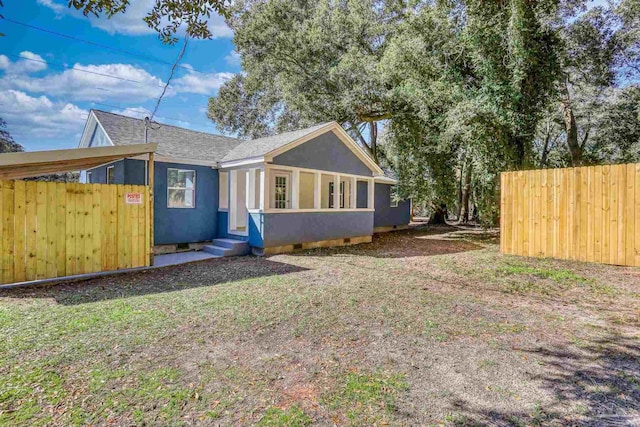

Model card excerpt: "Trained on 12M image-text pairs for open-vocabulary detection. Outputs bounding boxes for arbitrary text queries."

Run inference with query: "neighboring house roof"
[82,110,243,165]
[221,122,333,162]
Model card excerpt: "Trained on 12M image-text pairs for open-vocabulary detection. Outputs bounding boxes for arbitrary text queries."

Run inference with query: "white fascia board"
[218,156,265,169]
[374,176,398,184]
[78,112,97,148]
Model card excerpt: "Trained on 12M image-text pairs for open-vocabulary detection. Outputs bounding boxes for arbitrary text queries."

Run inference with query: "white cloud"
[0,90,88,142]
[225,51,241,67]
[38,0,232,38]
[0,55,232,102]
[110,106,152,119]
[36,0,66,14]
[0,52,47,74]
[0,61,167,102]
[172,70,234,95]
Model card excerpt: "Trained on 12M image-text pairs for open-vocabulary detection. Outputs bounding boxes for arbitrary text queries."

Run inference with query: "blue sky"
[0,0,241,151]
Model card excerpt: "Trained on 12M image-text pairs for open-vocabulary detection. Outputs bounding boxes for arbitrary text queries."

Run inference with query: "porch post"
[247,168,256,209]
[367,178,374,209]
[333,174,340,209]
[291,169,300,209]
[229,170,237,229]
[350,177,357,209]
[313,171,321,209]
[148,152,154,266]
[261,166,270,210]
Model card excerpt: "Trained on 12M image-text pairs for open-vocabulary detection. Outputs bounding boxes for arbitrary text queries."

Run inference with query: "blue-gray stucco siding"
[153,161,219,245]
[374,183,411,228]
[258,211,373,248]
[88,159,219,245]
[272,131,373,177]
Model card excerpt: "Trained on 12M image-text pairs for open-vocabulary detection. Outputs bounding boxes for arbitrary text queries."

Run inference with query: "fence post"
[148,152,154,267]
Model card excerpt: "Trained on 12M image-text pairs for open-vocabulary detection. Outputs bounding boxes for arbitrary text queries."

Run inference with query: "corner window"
[106,166,115,184]
[390,185,399,207]
[167,168,196,208]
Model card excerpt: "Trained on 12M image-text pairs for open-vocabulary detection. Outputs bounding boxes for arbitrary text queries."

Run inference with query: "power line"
[2,17,209,75]
[152,36,188,120]
[4,53,167,89]
[89,101,207,127]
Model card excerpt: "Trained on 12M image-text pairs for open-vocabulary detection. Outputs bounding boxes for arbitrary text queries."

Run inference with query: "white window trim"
[390,185,399,208]
[86,171,92,184]
[271,170,292,209]
[263,208,374,213]
[220,163,377,213]
[106,165,115,184]
[167,168,196,209]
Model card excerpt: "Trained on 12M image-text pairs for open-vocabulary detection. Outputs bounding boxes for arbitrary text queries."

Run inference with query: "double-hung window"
[167,168,196,208]
[106,166,115,184]
[328,181,345,208]
[390,185,399,207]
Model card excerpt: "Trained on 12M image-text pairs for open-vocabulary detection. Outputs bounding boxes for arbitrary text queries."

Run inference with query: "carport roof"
[0,143,157,180]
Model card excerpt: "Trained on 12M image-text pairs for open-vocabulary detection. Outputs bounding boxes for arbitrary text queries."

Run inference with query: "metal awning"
[0,143,157,180]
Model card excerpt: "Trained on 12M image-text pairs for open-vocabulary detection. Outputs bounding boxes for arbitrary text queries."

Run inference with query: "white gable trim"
[78,111,115,148]
[263,122,385,176]
[374,176,398,184]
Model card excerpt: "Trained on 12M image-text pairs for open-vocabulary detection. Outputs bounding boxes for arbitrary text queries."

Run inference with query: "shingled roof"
[92,110,243,164]
[221,122,334,162]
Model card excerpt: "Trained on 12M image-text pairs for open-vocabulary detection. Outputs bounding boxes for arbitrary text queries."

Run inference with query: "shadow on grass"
[442,333,640,426]
[285,224,487,259]
[0,256,309,306]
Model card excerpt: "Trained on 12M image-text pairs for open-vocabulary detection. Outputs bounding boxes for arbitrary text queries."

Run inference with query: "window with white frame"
[106,166,115,184]
[273,174,289,209]
[328,181,345,208]
[390,185,399,207]
[219,171,228,209]
[167,168,196,208]
[86,172,92,184]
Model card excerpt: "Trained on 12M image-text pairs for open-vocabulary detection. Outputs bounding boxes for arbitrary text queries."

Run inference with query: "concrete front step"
[203,238,250,258]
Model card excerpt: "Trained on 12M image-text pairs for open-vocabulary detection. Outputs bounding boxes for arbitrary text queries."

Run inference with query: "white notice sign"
[125,192,143,205]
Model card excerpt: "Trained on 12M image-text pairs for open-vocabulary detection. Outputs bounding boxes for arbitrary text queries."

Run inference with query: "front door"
[272,172,290,209]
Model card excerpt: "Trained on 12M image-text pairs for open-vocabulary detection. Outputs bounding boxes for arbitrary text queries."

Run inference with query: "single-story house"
[79,110,411,255]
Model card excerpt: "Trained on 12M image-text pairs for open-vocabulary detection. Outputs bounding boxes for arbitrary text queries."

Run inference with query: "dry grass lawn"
[1,224,639,426]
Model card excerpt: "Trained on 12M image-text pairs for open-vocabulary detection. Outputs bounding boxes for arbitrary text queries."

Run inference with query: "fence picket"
[501,163,640,267]
[0,180,150,285]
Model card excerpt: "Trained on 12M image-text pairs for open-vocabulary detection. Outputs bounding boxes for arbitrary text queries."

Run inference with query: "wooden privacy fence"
[0,180,151,284]
[501,163,640,267]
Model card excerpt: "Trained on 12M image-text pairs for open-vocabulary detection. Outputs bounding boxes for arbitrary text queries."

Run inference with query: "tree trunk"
[562,101,582,166]
[561,80,583,166]
[459,166,472,223]
[369,121,378,163]
[428,203,448,225]
[456,165,463,220]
